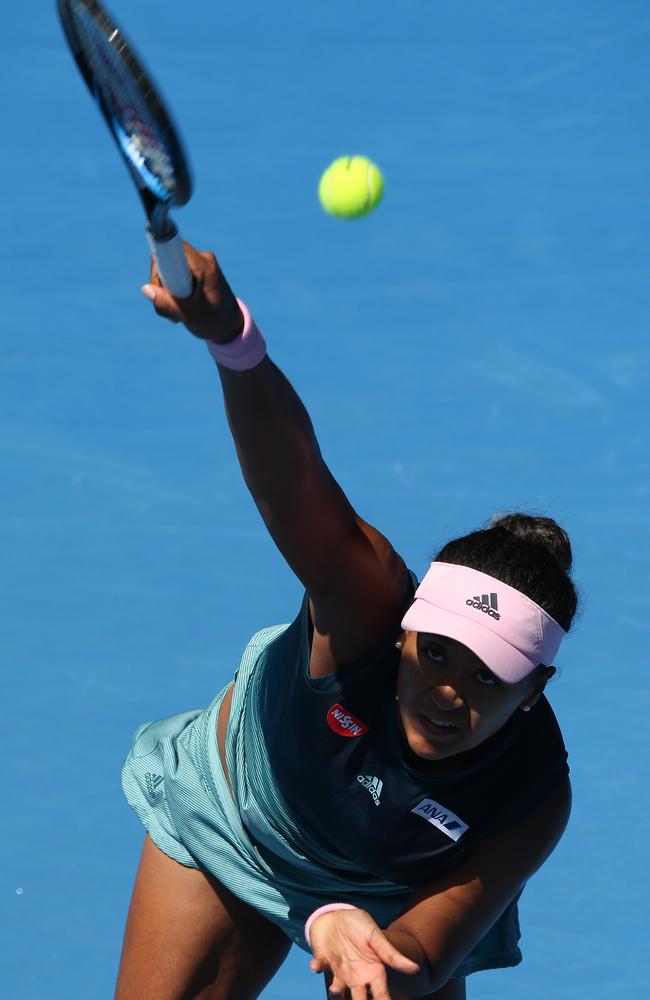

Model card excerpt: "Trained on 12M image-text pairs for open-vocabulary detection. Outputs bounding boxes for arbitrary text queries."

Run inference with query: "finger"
[310,956,329,974]
[369,972,395,1000]
[181,241,215,281]
[181,240,205,264]
[147,255,165,288]
[370,931,420,973]
[351,984,371,1000]
[328,973,347,995]
[148,246,200,295]
[380,948,420,973]
[384,950,420,973]
[141,284,182,323]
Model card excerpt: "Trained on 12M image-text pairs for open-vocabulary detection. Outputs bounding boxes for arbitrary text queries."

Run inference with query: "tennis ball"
[318,155,384,219]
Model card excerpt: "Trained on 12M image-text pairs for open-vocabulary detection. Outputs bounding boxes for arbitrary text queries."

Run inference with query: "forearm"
[142,245,361,586]
[216,356,358,578]
[217,356,322,498]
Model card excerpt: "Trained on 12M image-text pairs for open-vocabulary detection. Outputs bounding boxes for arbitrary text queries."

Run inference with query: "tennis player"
[115,243,575,1000]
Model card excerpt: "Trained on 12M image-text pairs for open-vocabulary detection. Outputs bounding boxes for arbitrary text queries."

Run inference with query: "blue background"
[2,1,649,996]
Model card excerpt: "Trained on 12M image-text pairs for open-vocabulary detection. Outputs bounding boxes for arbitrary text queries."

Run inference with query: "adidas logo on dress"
[357,774,383,806]
[145,772,163,801]
[466,592,500,621]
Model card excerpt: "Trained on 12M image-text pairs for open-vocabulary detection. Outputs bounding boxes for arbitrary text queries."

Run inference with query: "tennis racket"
[57,0,194,297]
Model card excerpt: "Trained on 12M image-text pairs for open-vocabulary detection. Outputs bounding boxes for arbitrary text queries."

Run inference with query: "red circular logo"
[327,704,369,738]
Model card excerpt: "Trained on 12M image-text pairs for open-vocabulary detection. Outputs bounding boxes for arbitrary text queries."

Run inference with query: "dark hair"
[434,512,579,634]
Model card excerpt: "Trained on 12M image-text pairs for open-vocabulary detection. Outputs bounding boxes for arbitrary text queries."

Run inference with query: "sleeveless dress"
[121,572,568,977]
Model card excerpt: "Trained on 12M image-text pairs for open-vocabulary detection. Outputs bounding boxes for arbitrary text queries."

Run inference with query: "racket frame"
[58,0,194,296]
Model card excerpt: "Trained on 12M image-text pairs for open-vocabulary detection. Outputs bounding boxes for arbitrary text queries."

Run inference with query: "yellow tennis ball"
[318,155,384,219]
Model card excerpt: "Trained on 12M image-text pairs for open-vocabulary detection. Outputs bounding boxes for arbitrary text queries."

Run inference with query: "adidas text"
[466,593,501,621]
[357,774,383,806]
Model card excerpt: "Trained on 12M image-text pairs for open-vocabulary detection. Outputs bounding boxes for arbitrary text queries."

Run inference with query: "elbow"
[384,926,459,997]
[386,965,456,999]
[384,926,439,997]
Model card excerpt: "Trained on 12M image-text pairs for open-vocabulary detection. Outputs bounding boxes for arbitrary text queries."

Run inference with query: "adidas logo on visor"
[466,592,500,621]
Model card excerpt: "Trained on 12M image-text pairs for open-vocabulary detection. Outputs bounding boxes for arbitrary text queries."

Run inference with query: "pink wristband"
[205,298,267,370]
[304,903,357,948]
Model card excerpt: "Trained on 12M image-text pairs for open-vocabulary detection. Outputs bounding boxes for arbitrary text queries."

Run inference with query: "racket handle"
[146,225,193,298]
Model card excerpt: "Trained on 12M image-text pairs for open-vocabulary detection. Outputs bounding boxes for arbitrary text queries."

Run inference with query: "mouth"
[416,713,461,741]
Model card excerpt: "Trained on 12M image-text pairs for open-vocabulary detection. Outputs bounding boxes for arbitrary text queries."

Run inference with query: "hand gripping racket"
[58,0,193,297]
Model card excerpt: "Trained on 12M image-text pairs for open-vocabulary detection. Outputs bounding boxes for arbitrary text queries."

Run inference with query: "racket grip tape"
[145,225,193,299]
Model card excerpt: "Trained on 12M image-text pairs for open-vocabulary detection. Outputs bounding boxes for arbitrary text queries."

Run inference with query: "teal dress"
[120,582,561,977]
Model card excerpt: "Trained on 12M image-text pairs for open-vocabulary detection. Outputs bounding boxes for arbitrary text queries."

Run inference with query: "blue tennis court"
[2,1,648,996]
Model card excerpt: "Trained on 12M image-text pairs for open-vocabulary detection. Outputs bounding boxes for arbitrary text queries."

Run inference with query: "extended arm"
[383,777,572,995]
[308,778,571,997]
[143,245,409,666]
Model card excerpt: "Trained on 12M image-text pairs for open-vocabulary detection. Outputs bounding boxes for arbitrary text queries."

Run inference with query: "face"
[395,631,555,768]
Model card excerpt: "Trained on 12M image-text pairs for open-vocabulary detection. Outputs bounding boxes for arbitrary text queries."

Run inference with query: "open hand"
[141,242,244,344]
[309,907,420,999]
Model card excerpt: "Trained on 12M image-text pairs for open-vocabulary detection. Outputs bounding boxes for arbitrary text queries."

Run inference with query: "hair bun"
[489,513,573,573]
[435,511,578,631]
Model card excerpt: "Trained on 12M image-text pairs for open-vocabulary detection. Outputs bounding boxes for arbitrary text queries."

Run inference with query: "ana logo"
[357,774,383,806]
[466,592,501,621]
[412,798,469,842]
[327,704,369,738]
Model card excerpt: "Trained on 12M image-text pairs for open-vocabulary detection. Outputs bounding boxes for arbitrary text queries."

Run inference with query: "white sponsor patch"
[412,798,469,842]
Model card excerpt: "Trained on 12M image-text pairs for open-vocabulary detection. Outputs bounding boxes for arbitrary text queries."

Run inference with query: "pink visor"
[401,561,566,683]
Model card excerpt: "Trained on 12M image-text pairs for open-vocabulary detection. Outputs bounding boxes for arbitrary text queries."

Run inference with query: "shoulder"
[388,776,572,988]
[410,773,571,908]
[307,526,415,677]
[487,773,572,874]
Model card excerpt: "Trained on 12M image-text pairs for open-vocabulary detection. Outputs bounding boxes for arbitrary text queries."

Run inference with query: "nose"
[431,685,466,712]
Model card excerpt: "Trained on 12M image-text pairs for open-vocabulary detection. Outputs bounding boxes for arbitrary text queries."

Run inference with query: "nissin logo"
[412,799,469,842]
[327,704,369,738]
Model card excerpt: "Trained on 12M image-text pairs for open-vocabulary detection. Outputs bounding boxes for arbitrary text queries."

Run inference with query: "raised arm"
[142,244,409,667]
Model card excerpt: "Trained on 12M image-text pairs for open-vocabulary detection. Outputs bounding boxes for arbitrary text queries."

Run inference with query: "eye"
[425,646,446,663]
[476,670,500,687]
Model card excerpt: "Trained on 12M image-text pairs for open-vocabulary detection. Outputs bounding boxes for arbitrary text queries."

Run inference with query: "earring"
[394,640,403,650]
[521,705,531,713]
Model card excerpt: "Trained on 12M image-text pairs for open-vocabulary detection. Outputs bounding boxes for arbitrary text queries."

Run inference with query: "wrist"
[209,303,245,344]
[205,299,267,371]
[304,903,357,948]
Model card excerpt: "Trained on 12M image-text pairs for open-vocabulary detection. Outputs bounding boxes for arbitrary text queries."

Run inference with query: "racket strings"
[72,2,177,200]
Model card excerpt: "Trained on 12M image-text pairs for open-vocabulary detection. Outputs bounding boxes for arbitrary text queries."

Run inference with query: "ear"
[521,665,556,711]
